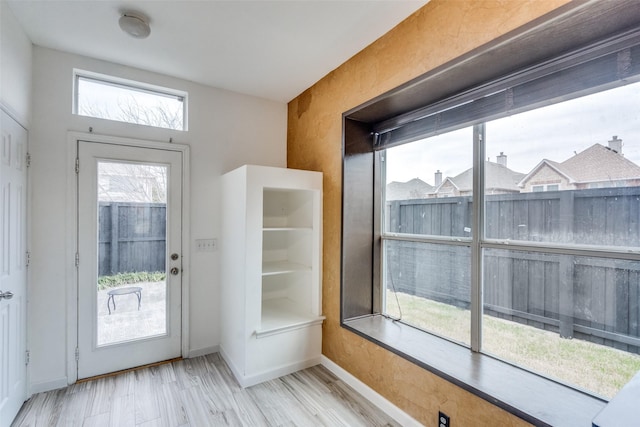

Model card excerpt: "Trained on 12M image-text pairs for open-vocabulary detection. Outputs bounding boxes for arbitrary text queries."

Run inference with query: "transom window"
[73,70,187,131]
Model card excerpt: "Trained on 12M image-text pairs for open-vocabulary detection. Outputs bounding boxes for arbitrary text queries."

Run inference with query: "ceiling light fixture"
[119,12,151,39]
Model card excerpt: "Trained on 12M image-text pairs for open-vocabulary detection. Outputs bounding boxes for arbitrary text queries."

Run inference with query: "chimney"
[434,170,442,186]
[496,152,507,167]
[608,135,623,154]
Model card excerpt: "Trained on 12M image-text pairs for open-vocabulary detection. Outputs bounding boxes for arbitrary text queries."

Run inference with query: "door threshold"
[77,357,183,383]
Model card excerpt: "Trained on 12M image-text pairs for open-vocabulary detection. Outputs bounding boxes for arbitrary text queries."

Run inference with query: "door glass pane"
[96,161,168,346]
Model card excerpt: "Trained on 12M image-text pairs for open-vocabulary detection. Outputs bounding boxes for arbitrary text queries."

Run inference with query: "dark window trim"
[345,0,640,125]
[344,315,606,427]
[373,26,640,144]
[341,1,640,425]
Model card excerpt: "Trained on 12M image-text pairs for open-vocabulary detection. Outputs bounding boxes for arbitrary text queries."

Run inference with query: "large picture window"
[342,9,640,422]
[382,81,640,398]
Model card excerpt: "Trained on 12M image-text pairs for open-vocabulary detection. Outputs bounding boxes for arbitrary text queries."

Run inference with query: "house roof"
[436,177,460,192]
[386,178,434,200]
[519,143,640,186]
[435,161,525,193]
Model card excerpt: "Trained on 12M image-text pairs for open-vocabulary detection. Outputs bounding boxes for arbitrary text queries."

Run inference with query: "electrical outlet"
[196,238,217,252]
[439,411,450,427]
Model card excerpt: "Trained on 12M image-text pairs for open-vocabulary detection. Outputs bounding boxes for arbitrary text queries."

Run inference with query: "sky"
[386,81,640,185]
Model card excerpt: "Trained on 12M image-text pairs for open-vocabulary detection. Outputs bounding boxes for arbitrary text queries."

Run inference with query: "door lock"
[170,267,180,275]
[0,290,14,300]
[170,253,179,261]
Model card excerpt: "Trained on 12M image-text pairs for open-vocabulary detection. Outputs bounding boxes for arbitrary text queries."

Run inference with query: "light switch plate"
[196,238,217,252]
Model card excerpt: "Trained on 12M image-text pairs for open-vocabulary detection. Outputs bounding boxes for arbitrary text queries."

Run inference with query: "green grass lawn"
[386,291,640,399]
[97,271,166,290]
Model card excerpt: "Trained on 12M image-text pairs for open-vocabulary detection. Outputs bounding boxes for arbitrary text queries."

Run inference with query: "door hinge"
[75,347,79,362]
[26,152,31,168]
[25,350,30,365]
[75,157,80,174]
[75,252,79,267]
[26,251,31,268]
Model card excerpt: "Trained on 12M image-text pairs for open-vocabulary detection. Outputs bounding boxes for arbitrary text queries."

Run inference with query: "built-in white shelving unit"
[220,165,323,387]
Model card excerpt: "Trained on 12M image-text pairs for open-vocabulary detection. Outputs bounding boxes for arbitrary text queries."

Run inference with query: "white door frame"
[66,131,190,384]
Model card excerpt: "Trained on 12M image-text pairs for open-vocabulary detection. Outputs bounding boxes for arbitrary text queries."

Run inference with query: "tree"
[98,162,167,203]
[77,88,184,131]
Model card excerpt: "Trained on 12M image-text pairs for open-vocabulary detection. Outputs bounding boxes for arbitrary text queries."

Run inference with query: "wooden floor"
[11,353,401,427]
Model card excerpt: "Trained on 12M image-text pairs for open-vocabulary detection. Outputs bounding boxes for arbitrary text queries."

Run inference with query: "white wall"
[29,46,286,391]
[0,1,33,125]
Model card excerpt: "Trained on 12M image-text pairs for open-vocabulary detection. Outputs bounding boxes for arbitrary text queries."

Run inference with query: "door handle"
[0,290,14,300]
[170,267,180,275]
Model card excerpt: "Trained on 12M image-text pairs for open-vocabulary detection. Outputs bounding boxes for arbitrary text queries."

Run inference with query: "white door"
[77,140,183,379]
[0,110,28,425]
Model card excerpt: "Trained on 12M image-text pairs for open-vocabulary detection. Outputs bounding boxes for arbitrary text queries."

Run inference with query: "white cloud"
[386,81,640,184]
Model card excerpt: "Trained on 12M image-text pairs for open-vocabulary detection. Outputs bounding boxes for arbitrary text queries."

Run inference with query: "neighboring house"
[518,136,640,192]
[430,153,525,197]
[386,177,434,200]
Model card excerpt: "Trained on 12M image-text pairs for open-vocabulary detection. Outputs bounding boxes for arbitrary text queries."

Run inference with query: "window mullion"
[375,150,386,314]
[471,123,485,352]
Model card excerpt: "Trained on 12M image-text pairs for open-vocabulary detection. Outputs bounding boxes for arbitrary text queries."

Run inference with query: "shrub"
[97,271,166,290]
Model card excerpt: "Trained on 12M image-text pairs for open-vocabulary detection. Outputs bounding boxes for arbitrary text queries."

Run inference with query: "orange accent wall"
[287,1,570,425]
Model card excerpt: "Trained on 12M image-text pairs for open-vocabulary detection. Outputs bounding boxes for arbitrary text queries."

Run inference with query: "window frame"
[341,2,640,425]
[380,103,640,351]
[531,183,560,192]
[72,69,188,131]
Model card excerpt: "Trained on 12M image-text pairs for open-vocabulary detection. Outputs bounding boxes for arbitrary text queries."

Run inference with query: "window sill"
[343,315,607,427]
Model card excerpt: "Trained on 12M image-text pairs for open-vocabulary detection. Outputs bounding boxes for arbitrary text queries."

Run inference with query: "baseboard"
[219,346,245,387]
[187,345,219,358]
[219,347,321,388]
[29,377,69,394]
[239,357,322,388]
[320,355,423,427]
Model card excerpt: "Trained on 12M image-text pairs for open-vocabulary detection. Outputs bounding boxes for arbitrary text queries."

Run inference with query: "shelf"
[255,298,325,338]
[262,261,310,276]
[222,165,323,386]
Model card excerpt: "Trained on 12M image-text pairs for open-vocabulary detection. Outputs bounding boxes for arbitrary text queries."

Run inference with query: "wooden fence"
[98,202,166,276]
[387,187,640,353]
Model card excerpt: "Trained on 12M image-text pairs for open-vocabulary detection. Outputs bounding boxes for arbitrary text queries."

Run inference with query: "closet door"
[0,110,28,426]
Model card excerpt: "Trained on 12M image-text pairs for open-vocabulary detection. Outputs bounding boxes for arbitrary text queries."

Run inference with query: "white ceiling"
[7,0,428,103]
